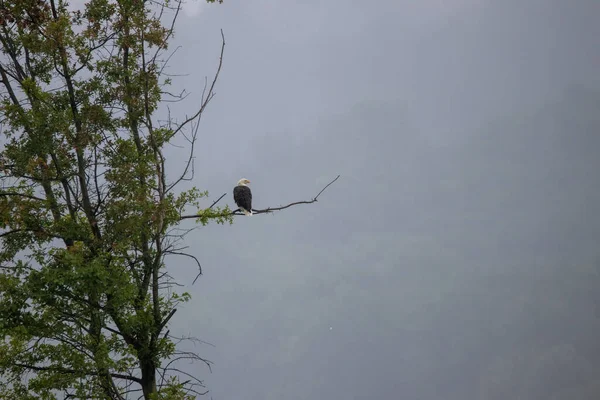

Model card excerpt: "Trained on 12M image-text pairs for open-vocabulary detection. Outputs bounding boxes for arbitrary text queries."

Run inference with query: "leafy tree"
[0,0,226,398]
[0,0,336,398]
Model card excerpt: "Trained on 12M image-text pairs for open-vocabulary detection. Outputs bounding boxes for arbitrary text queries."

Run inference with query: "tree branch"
[0,228,66,240]
[208,192,226,209]
[179,175,340,220]
[164,250,203,284]
[13,363,143,384]
[167,29,226,192]
[0,191,46,201]
[157,308,177,335]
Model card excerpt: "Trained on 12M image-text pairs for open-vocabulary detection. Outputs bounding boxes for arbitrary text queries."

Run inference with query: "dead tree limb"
[180,175,340,220]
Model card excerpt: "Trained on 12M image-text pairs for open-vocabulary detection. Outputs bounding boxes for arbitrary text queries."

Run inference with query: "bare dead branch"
[179,175,340,220]
[167,30,226,192]
[167,333,215,348]
[164,250,203,284]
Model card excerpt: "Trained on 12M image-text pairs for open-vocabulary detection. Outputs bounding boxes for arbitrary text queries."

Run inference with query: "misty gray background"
[160,0,600,399]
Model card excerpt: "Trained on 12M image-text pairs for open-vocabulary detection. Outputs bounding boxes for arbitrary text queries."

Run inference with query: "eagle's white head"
[237,178,250,186]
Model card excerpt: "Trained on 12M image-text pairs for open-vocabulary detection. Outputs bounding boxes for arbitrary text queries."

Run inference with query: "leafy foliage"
[0,0,224,398]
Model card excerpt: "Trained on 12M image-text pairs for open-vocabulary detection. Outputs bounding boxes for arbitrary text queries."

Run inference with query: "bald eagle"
[233,178,252,216]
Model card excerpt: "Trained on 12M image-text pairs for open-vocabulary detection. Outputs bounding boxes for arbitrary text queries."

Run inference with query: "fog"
[158,0,600,398]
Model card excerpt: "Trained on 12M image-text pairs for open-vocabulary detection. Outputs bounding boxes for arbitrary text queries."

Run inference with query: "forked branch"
[179,175,340,220]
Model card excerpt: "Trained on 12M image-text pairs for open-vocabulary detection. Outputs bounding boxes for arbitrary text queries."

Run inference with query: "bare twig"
[165,250,203,284]
[208,193,226,209]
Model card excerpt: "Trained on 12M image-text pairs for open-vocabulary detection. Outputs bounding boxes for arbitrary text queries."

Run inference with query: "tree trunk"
[140,357,157,399]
